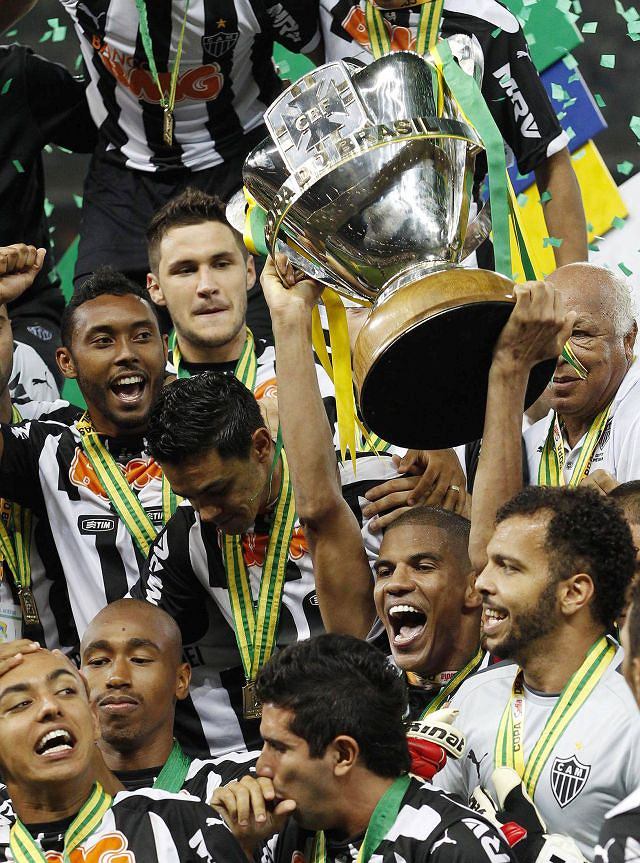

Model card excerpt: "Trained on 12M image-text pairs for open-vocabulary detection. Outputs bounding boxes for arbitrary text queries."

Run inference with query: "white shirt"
[524,359,640,485]
[435,652,640,860]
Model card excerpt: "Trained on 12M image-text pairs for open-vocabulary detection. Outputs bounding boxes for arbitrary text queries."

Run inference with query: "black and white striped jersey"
[132,453,399,757]
[0,411,167,642]
[58,0,320,172]
[320,0,568,176]
[262,775,517,863]
[116,749,259,798]
[0,787,246,862]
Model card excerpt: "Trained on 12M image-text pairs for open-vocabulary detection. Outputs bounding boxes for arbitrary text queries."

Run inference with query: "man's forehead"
[74,293,156,329]
[553,274,615,322]
[491,513,549,552]
[160,220,237,261]
[82,611,166,651]
[2,650,80,686]
[380,522,448,556]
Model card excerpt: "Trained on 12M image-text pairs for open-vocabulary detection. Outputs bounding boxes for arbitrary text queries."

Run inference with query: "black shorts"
[74,125,268,286]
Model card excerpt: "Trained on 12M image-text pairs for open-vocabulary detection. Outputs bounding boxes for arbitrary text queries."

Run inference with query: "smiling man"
[525,264,640,486]
[0,263,176,642]
[0,648,247,861]
[436,486,640,860]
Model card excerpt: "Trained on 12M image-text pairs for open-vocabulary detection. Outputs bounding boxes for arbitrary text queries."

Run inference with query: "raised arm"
[262,257,376,638]
[535,148,588,266]
[468,282,575,572]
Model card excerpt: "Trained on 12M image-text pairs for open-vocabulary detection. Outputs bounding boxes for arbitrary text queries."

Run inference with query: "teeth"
[37,729,72,754]
[115,376,143,386]
[389,604,422,617]
[484,609,506,621]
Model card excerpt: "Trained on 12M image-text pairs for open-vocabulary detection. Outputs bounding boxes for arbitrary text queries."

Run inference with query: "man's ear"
[147,272,166,307]
[624,321,637,364]
[246,255,257,292]
[56,346,77,380]
[329,735,359,778]
[252,426,274,464]
[558,572,595,618]
[463,570,483,611]
[632,657,640,703]
[175,662,191,702]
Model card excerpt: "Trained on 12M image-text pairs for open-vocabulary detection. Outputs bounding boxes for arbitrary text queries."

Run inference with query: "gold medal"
[163,106,174,147]
[18,586,40,627]
[242,681,262,720]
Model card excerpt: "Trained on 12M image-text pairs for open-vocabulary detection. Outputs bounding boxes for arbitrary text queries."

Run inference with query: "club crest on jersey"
[550,755,591,807]
[202,31,239,58]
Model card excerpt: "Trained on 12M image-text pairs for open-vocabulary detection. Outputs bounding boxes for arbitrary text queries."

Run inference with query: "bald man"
[524,263,640,486]
[80,599,258,800]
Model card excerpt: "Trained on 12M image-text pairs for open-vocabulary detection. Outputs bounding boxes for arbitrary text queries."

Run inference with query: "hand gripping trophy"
[242,35,554,449]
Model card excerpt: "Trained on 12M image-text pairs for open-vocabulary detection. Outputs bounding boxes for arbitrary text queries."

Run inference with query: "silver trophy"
[243,42,553,448]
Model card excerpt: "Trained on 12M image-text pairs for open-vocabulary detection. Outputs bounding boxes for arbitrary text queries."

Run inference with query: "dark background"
[5,0,640,272]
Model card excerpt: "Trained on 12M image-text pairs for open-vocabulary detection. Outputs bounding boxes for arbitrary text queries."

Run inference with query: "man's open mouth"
[35,728,75,756]
[110,374,146,403]
[482,606,508,637]
[387,603,427,647]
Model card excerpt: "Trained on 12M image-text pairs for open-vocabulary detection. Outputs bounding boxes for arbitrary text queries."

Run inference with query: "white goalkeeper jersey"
[434,654,640,860]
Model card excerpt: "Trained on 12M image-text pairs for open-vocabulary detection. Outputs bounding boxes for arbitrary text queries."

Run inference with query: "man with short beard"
[0,258,173,643]
[435,485,640,861]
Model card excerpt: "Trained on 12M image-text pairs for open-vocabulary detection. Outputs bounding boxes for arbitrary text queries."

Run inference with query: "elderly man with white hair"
[524,263,640,486]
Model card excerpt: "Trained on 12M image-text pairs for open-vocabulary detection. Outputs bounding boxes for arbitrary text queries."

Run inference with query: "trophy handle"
[461,201,492,260]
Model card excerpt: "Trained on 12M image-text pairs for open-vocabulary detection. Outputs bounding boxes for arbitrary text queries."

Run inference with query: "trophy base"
[353,267,556,450]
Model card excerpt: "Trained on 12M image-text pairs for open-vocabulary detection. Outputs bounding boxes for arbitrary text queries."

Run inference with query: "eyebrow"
[0,668,78,703]
[84,319,156,337]
[374,551,442,571]
[167,250,238,269]
[83,637,161,654]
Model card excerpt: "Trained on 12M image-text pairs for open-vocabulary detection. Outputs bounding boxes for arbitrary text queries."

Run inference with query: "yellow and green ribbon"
[10,782,112,863]
[76,414,180,557]
[538,401,612,487]
[224,437,297,687]
[494,636,616,797]
[364,0,444,58]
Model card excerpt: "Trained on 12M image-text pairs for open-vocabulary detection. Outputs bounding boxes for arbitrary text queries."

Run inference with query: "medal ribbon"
[537,401,613,487]
[169,327,258,393]
[10,783,112,863]
[311,774,411,863]
[365,1,444,59]
[153,739,192,792]
[133,0,191,138]
[76,414,179,556]
[494,635,616,797]
[0,406,37,624]
[419,647,485,716]
[224,437,296,685]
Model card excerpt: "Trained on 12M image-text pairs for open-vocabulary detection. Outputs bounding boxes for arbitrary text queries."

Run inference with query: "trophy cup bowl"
[243,46,554,449]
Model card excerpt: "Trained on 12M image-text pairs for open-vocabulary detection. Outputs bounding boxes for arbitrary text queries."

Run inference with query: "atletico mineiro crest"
[550,755,591,808]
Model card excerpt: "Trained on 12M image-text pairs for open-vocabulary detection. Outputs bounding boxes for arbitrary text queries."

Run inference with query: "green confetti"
[39,30,52,42]
[75,53,83,70]
[630,116,640,139]
[1,78,12,95]
[551,83,569,101]
[5,29,17,36]
[619,262,633,276]
[617,160,634,175]
[566,126,576,141]
[594,93,606,108]
[582,21,598,32]
[540,191,553,203]
[73,194,83,208]
[543,236,564,248]
[600,54,616,68]
[629,20,640,31]
[588,242,600,252]
[612,216,627,229]
[572,148,587,161]
[12,160,23,173]
[563,54,578,70]
[491,27,502,37]
[517,193,528,207]
[44,197,54,217]
[587,222,594,232]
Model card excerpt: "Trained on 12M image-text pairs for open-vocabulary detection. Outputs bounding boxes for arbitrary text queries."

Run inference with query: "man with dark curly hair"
[436,485,640,860]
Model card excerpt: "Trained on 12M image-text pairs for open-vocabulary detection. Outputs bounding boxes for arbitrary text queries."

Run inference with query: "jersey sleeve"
[130,508,211,643]
[594,813,640,863]
[263,0,321,54]
[0,420,48,511]
[184,751,259,803]
[481,27,567,175]
[428,818,516,863]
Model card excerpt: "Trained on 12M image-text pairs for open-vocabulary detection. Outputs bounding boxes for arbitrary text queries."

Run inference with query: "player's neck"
[329,772,396,839]
[560,412,595,450]
[9,772,96,825]
[177,326,247,366]
[521,625,606,693]
[417,616,481,679]
[85,407,147,439]
[257,445,282,515]
[98,724,175,773]
[0,388,13,424]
